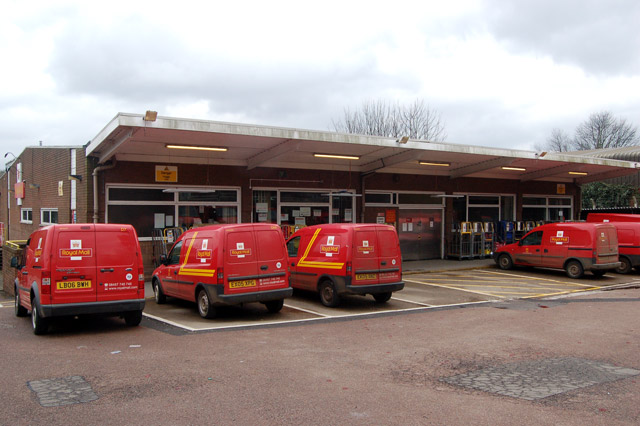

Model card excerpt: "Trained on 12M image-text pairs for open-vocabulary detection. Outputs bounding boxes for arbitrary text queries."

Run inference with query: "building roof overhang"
[85,113,640,184]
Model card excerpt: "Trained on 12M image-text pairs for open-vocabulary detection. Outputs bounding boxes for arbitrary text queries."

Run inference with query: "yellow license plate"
[355,273,377,280]
[229,279,257,289]
[56,280,92,290]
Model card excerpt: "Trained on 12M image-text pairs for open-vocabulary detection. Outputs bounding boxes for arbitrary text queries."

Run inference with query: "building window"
[41,209,59,225]
[21,208,32,223]
[453,194,515,223]
[522,196,572,222]
[106,185,240,238]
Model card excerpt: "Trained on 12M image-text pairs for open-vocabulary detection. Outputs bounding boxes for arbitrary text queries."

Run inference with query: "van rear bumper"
[344,281,405,295]
[40,299,146,318]
[590,262,621,271]
[208,285,293,305]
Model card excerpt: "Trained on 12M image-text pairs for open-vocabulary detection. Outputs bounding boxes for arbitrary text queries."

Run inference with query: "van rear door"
[96,225,140,302]
[377,227,401,283]
[51,226,97,304]
[353,228,380,286]
[595,225,619,264]
[255,225,288,289]
[224,228,260,294]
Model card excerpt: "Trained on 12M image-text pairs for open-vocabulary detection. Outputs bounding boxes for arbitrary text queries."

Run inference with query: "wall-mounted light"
[166,144,228,152]
[568,171,588,176]
[28,183,40,189]
[68,174,82,181]
[419,161,450,167]
[143,110,158,121]
[396,136,410,144]
[501,166,526,171]
[314,153,360,160]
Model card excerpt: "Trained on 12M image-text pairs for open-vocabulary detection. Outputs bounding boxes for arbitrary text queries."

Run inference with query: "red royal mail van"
[152,223,292,318]
[493,222,620,278]
[12,224,145,335]
[286,223,404,307]
[586,213,640,273]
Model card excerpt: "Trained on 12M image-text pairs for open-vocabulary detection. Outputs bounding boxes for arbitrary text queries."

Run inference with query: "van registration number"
[56,280,92,290]
[229,279,257,289]
[355,273,377,280]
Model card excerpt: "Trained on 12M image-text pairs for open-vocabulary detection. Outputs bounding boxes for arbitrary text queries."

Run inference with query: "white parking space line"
[477,269,600,288]
[283,304,330,317]
[390,297,434,307]
[404,278,505,300]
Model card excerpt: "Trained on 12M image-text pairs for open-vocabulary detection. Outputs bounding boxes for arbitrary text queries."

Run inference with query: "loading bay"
[141,266,640,333]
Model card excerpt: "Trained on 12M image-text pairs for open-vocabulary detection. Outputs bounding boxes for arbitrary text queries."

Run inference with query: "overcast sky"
[2,0,639,164]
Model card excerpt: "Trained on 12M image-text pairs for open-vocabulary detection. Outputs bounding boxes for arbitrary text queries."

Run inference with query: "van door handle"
[260,265,268,271]
[291,262,296,267]
[22,271,28,275]
[536,249,540,252]
[543,249,548,253]
[381,261,387,266]
[100,268,114,273]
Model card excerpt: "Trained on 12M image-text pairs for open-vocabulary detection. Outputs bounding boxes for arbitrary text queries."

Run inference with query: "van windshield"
[521,231,543,246]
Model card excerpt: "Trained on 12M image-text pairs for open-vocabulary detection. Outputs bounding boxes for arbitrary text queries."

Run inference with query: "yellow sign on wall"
[155,166,178,182]
[557,184,566,195]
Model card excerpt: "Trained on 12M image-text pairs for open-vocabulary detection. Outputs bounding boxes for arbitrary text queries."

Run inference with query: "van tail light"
[346,261,352,273]
[217,267,224,285]
[138,268,145,290]
[41,271,51,295]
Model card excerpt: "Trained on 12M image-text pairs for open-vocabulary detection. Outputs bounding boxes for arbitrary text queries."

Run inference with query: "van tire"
[265,299,284,313]
[153,280,167,304]
[197,289,217,319]
[373,292,392,303]
[616,257,632,274]
[319,281,341,308]
[124,310,143,326]
[497,254,513,270]
[31,302,49,335]
[565,260,584,279]
[15,289,28,317]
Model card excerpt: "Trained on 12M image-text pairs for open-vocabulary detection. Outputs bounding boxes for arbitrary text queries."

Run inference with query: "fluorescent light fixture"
[569,171,588,176]
[501,166,526,171]
[314,153,360,160]
[419,161,450,167]
[163,188,216,193]
[166,144,227,152]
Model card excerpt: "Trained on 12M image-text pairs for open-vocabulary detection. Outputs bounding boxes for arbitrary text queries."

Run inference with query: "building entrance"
[398,209,442,260]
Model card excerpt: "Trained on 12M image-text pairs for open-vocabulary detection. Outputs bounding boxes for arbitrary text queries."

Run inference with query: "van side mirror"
[159,254,168,265]
[10,256,21,269]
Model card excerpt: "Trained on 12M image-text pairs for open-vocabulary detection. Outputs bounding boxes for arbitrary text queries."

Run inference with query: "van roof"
[300,223,396,232]
[535,222,614,232]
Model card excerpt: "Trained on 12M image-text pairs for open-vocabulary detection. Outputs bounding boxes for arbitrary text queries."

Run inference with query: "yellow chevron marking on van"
[178,232,216,277]
[296,228,345,269]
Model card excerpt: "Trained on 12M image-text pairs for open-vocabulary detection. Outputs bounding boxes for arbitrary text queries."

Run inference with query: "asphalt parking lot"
[140,264,640,333]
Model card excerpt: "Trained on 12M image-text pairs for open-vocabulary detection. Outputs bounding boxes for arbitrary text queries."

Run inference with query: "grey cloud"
[484,0,640,75]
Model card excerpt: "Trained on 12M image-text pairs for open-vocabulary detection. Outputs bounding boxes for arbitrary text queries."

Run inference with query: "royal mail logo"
[197,249,212,259]
[60,248,92,257]
[550,236,569,244]
[320,245,340,254]
[357,246,375,253]
[231,249,251,256]
[34,249,42,257]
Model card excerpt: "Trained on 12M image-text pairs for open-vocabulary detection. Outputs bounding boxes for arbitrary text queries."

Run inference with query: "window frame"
[40,208,59,225]
[20,208,32,224]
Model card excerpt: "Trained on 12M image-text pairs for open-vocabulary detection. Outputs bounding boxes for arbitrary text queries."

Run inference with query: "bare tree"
[332,99,447,141]
[546,128,572,152]
[574,111,638,150]
[540,111,639,152]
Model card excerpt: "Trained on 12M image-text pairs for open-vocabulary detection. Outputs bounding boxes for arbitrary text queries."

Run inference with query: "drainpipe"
[92,159,116,223]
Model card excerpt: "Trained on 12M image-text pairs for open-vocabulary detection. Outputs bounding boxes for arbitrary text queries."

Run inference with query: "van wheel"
[373,292,392,303]
[197,289,217,319]
[153,281,166,304]
[319,281,340,308]
[616,257,632,274]
[592,270,606,278]
[265,299,284,313]
[565,260,584,279]
[15,289,28,317]
[124,310,143,326]
[31,302,49,335]
[497,254,513,270]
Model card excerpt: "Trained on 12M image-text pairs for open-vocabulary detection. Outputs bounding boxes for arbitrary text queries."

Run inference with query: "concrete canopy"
[86,113,640,183]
